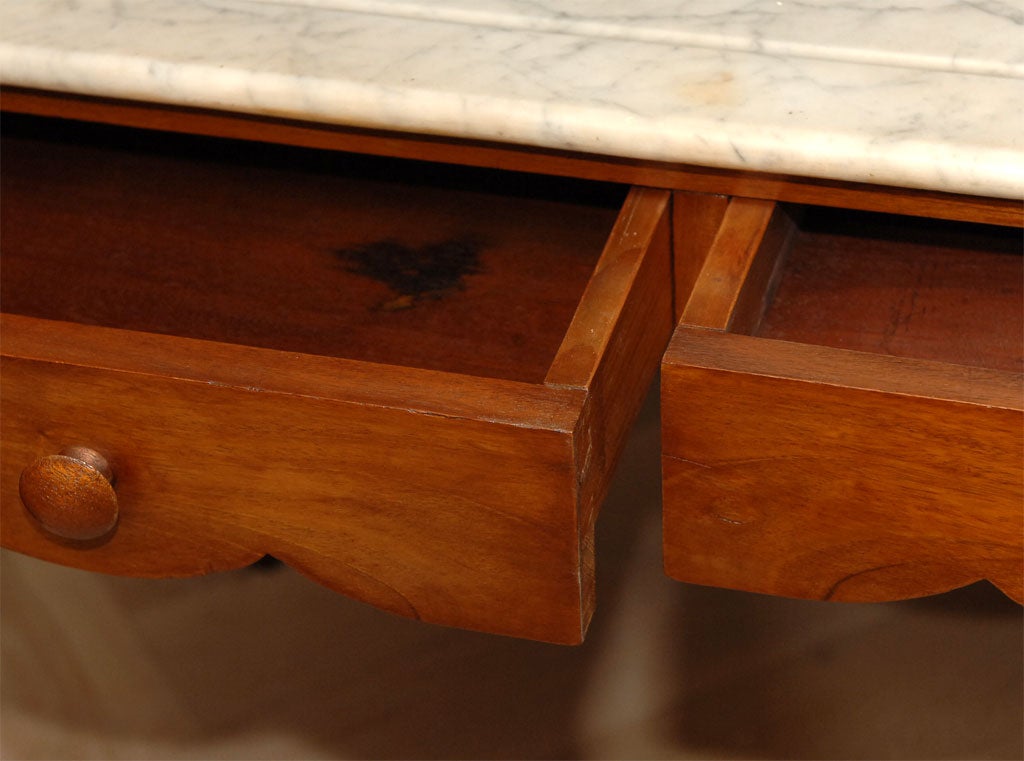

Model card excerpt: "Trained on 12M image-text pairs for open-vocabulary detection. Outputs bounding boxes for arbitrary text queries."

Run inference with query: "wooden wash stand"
[1,15,1020,643]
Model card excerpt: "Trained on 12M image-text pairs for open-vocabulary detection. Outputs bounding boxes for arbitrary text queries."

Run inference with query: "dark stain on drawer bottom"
[335,238,483,311]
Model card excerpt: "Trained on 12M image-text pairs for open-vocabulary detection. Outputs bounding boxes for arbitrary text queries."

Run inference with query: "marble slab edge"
[0,0,1022,199]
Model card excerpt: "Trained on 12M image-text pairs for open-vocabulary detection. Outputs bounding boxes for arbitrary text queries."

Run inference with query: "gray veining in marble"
[1,0,1021,197]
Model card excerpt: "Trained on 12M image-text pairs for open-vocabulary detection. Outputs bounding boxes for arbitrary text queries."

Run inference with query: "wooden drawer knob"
[19,446,118,541]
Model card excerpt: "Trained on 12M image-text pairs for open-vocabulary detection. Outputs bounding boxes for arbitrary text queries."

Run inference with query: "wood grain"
[2,355,591,639]
[759,206,1023,373]
[671,192,729,321]
[18,449,119,541]
[663,330,1023,603]
[1,114,620,384]
[663,196,1024,603]
[3,86,1021,227]
[679,198,794,332]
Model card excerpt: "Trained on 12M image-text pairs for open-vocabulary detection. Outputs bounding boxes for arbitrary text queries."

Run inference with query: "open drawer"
[0,113,672,643]
[663,196,1022,604]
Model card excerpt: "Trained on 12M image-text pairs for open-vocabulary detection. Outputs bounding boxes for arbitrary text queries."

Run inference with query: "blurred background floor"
[2,389,1021,760]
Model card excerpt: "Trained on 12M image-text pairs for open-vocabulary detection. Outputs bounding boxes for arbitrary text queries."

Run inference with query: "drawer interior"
[754,206,1022,373]
[1,114,625,384]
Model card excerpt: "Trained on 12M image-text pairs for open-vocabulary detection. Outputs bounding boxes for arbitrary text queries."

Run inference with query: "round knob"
[19,446,118,541]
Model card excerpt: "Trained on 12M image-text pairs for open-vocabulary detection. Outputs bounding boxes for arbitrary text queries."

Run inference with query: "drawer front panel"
[2,351,585,642]
[663,329,1023,602]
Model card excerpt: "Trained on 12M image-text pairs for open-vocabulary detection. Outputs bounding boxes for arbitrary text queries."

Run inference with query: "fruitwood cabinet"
[1,89,1020,643]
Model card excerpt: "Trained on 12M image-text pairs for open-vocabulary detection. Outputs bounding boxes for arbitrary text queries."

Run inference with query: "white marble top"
[1,0,1022,198]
